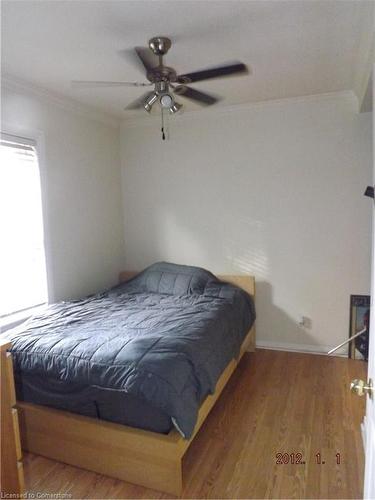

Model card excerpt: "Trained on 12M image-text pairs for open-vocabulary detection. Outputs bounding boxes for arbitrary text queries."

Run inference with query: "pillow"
[124,262,217,296]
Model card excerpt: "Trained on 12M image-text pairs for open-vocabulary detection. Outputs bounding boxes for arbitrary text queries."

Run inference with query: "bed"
[3,262,256,495]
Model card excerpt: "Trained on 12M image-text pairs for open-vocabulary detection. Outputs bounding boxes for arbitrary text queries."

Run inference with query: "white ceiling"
[1,0,374,119]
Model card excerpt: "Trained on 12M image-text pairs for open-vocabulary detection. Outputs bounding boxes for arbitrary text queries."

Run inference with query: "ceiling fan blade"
[71,80,152,88]
[119,48,150,75]
[178,62,248,84]
[125,91,155,110]
[173,85,219,106]
[134,47,159,73]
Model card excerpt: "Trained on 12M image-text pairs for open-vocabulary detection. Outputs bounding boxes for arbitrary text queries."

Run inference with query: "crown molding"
[1,73,359,131]
[120,90,359,129]
[1,74,121,129]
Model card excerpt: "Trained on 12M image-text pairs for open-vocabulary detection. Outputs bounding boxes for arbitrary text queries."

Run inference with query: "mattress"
[5,262,255,438]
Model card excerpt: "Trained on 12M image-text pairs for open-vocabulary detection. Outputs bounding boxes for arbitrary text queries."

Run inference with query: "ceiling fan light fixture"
[169,102,182,114]
[144,92,158,112]
[160,93,174,108]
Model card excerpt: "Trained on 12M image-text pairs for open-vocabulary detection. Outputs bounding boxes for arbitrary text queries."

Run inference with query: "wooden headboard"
[118,271,256,353]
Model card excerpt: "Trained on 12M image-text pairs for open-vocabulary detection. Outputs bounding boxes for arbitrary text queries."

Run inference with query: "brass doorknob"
[350,378,373,398]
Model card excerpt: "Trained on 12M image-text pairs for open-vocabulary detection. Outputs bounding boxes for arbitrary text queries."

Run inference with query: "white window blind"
[0,133,48,317]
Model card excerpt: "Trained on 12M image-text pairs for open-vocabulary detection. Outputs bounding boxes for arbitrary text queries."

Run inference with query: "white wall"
[1,86,125,302]
[120,93,372,354]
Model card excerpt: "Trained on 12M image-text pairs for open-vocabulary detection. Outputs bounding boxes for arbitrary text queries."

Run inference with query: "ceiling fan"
[72,36,249,138]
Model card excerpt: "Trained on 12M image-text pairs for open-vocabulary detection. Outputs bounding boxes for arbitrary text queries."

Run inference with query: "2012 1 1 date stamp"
[275,452,341,465]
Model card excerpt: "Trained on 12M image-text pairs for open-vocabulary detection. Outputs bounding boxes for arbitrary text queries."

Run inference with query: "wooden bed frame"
[10,273,255,496]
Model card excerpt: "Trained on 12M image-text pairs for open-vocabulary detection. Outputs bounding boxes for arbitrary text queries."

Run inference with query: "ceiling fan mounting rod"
[146,36,176,84]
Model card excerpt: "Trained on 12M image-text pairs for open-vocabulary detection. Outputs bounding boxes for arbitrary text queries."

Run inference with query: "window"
[0,133,48,318]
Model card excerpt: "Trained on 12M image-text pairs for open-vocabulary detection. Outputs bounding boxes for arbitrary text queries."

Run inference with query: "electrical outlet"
[299,316,312,329]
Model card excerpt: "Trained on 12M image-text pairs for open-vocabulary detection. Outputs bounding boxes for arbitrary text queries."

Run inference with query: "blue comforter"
[5,262,255,438]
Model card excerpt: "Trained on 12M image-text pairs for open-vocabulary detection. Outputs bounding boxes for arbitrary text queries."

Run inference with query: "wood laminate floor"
[23,349,367,499]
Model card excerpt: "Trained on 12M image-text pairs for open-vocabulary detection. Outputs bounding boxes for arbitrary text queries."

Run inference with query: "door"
[364,351,375,497]
[363,71,375,499]
[363,222,375,497]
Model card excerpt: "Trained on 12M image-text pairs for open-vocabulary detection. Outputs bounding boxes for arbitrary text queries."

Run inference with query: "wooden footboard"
[18,401,184,495]
[15,274,255,496]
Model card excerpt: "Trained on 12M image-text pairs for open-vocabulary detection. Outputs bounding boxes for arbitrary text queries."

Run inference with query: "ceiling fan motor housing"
[147,66,177,84]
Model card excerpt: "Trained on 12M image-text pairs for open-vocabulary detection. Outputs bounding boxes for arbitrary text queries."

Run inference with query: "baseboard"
[256,340,348,357]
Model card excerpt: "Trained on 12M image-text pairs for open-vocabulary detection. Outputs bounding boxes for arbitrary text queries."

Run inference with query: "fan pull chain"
[161,107,165,140]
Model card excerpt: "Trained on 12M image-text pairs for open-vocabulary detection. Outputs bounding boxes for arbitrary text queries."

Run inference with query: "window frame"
[0,126,54,316]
